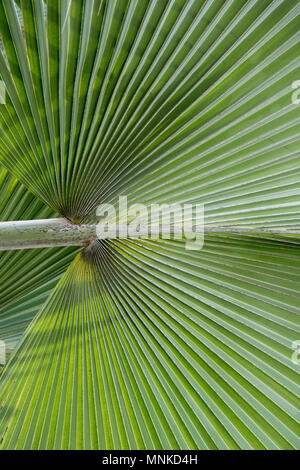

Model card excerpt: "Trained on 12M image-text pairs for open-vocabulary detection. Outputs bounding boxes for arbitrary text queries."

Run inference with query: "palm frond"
[0,0,299,225]
[0,0,299,451]
[0,238,299,449]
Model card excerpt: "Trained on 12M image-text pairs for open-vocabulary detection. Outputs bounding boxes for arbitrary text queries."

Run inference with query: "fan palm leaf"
[0,0,299,450]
